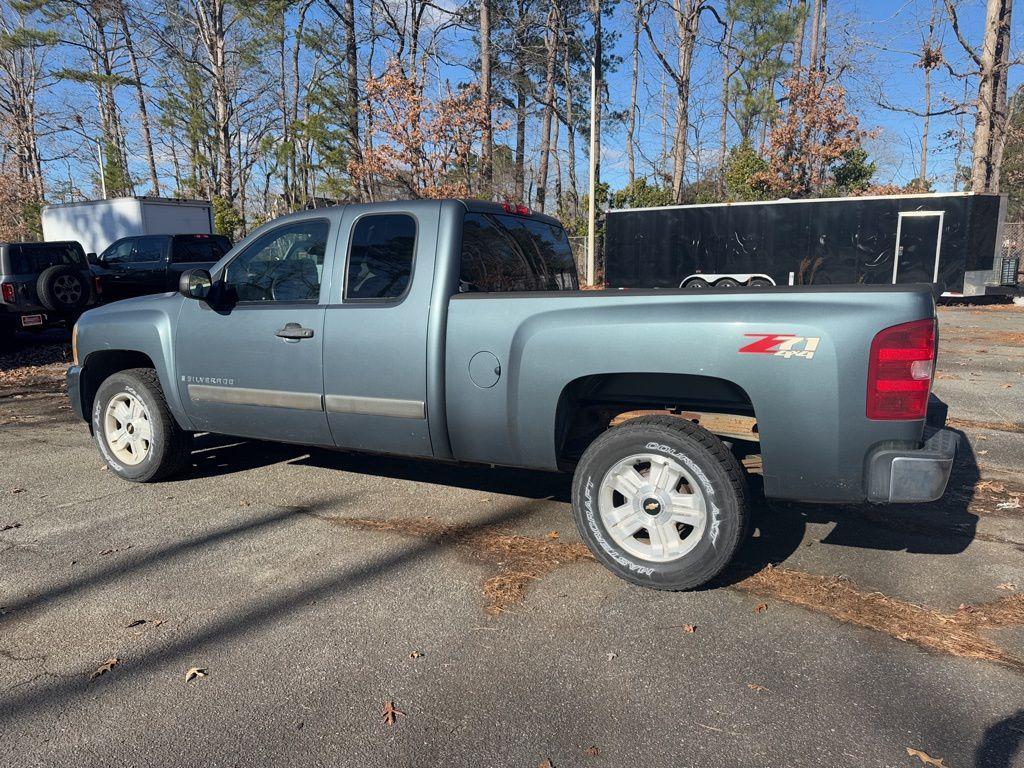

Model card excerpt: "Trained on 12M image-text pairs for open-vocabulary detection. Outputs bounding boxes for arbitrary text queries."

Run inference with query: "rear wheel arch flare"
[554,372,757,466]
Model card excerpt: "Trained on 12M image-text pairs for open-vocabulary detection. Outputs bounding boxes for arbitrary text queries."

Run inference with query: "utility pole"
[586,55,598,286]
[96,139,107,199]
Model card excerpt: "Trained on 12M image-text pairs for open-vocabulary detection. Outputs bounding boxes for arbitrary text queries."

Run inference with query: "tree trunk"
[670,0,699,203]
[808,0,822,77]
[479,0,493,198]
[626,0,641,184]
[193,0,234,201]
[717,16,733,197]
[343,0,362,200]
[563,41,579,216]
[513,0,528,202]
[971,0,1013,193]
[118,3,160,195]
[591,0,602,195]
[792,0,806,76]
[535,7,558,211]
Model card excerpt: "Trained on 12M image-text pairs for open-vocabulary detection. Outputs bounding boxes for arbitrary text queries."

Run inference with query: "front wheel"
[571,415,749,590]
[92,368,192,482]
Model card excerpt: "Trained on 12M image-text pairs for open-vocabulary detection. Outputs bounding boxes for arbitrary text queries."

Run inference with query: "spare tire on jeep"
[36,265,90,313]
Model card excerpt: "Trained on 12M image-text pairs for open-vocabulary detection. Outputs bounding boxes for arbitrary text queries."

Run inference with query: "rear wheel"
[714,277,741,288]
[571,415,749,590]
[92,368,191,482]
[683,278,710,289]
[748,278,773,288]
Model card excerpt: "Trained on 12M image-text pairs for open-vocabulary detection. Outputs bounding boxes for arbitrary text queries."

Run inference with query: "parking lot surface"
[1,305,1023,768]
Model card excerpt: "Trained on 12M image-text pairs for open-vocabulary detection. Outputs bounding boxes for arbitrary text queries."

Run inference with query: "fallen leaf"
[125,619,147,628]
[10,488,25,494]
[978,450,989,455]
[538,761,554,768]
[605,652,617,661]
[906,747,946,766]
[184,667,207,682]
[682,624,697,634]
[584,746,600,757]
[381,700,405,726]
[755,603,768,614]
[996,582,1018,591]
[90,657,119,681]
[957,603,975,613]
[1,522,21,531]
[409,650,424,659]
[747,683,769,693]
[239,500,251,507]
[152,619,163,627]
[547,531,559,540]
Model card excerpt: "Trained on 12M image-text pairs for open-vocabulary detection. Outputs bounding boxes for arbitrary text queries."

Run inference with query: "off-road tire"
[571,415,749,590]
[92,368,192,482]
[36,265,91,313]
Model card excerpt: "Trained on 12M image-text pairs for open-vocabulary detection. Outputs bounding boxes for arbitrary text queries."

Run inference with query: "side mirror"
[87,252,101,266]
[179,268,213,300]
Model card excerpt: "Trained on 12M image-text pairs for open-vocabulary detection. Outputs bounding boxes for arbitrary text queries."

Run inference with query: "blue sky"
[37,0,1021,201]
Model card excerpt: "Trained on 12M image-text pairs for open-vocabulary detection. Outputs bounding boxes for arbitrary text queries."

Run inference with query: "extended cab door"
[173,213,335,445]
[321,202,438,457]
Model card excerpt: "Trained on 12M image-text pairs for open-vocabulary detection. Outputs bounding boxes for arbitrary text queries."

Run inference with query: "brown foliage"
[756,72,873,197]
[350,60,491,199]
[0,165,39,242]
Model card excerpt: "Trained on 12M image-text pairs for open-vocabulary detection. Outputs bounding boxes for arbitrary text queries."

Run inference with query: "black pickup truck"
[91,233,232,302]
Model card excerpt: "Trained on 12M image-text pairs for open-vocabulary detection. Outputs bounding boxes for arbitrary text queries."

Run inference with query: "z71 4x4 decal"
[739,334,821,360]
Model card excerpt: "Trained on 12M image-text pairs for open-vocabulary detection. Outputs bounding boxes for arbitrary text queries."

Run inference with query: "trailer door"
[893,211,943,284]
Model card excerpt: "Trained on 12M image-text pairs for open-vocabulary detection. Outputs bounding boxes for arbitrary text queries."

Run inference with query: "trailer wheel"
[683,278,710,289]
[748,278,773,288]
[715,278,740,288]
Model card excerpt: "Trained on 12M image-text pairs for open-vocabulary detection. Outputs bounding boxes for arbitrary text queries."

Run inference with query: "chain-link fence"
[1000,222,1023,286]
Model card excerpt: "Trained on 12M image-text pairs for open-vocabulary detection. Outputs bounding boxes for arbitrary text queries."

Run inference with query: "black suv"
[0,241,96,337]
[91,233,232,302]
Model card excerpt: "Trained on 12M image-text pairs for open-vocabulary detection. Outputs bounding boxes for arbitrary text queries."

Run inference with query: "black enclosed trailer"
[604,192,1007,295]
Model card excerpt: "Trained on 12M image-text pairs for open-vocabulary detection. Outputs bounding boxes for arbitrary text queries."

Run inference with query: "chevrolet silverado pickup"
[66,199,958,590]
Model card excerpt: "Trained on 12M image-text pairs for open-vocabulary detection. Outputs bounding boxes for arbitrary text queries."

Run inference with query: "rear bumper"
[866,429,959,503]
[67,365,86,422]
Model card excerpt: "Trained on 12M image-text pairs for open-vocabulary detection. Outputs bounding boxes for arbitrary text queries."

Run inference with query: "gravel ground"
[1,307,1022,768]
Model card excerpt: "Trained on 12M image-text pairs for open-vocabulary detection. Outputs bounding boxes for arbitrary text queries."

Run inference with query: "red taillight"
[1,282,15,303]
[866,318,936,420]
[502,203,531,215]
[93,276,103,295]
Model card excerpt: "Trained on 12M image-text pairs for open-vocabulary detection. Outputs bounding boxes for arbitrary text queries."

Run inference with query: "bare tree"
[946,0,1015,193]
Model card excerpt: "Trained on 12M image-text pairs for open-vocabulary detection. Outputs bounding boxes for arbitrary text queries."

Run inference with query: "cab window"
[222,219,328,303]
[101,238,136,265]
[344,214,416,301]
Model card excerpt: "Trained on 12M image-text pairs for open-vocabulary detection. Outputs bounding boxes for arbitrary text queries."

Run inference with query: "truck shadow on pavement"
[182,424,983,593]
[721,426,982,588]
[976,709,1024,768]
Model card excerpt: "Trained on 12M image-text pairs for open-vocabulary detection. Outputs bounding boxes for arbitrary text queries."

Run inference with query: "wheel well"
[80,350,156,419]
[554,373,757,468]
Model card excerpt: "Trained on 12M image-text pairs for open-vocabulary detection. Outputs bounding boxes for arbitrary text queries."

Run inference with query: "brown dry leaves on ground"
[0,342,70,391]
[313,514,593,615]
[737,565,1024,669]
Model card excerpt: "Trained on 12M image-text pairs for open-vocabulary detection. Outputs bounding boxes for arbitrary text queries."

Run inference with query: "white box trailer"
[40,197,214,257]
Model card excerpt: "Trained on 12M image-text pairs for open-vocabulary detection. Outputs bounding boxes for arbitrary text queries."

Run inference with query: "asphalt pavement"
[1,305,1022,768]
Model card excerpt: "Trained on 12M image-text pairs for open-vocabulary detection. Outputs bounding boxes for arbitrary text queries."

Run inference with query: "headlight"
[72,322,79,366]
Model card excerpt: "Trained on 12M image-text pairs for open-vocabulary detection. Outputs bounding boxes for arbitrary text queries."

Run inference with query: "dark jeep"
[0,240,96,342]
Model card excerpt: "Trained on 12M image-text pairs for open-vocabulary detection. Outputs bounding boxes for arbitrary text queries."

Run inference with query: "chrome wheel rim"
[597,452,708,563]
[103,393,152,466]
[54,275,82,304]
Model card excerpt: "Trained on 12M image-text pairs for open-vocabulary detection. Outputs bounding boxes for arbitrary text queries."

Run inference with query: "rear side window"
[345,214,416,301]
[460,213,578,292]
[172,235,230,263]
[9,242,85,274]
[131,236,166,262]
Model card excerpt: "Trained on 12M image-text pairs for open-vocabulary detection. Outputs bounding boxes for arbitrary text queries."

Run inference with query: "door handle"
[276,322,315,340]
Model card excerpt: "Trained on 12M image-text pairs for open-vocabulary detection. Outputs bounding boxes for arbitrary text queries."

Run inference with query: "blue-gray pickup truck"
[67,199,958,590]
